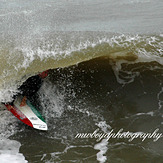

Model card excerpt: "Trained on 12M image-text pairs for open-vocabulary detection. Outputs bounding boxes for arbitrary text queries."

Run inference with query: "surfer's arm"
[38,70,49,79]
[20,96,27,107]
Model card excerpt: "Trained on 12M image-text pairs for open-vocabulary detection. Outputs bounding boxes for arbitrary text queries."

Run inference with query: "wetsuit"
[18,75,42,99]
[10,70,49,105]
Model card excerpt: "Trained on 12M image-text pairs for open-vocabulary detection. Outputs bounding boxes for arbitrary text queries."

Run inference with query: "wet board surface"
[5,96,47,131]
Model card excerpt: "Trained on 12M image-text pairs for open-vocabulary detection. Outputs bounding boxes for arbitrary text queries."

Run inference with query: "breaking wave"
[0,32,162,102]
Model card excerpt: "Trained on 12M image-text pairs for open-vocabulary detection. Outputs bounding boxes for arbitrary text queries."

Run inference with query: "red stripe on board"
[5,104,33,128]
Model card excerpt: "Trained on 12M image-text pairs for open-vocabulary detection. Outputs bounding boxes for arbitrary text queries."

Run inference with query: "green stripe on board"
[27,100,45,123]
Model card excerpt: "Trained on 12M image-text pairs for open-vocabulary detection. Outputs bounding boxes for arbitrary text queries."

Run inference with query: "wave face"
[0,0,163,162]
[0,33,163,102]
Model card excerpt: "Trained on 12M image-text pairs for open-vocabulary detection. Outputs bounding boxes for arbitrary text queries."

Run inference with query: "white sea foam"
[94,139,108,163]
[0,108,27,163]
[18,34,163,68]
[0,138,27,163]
[94,121,111,163]
[157,87,163,110]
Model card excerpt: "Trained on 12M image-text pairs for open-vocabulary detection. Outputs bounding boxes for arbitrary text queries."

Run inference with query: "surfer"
[10,70,49,106]
[3,70,49,130]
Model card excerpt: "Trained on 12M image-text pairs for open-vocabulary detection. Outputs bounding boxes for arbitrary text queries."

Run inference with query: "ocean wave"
[0,33,162,102]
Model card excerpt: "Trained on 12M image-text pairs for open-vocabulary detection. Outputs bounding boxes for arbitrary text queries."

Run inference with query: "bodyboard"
[5,96,47,131]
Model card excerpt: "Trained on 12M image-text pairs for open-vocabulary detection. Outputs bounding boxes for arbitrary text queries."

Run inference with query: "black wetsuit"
[18,75,42,98]
[8,75,42,105]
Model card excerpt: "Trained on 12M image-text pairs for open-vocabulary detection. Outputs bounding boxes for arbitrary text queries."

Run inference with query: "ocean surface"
[0,0,163,162]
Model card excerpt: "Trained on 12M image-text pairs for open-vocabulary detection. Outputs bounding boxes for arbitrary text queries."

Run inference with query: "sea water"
[0,0,163,162]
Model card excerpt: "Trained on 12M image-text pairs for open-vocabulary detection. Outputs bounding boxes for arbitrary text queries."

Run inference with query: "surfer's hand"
[20,96,27,107]
[39,70,49,79]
